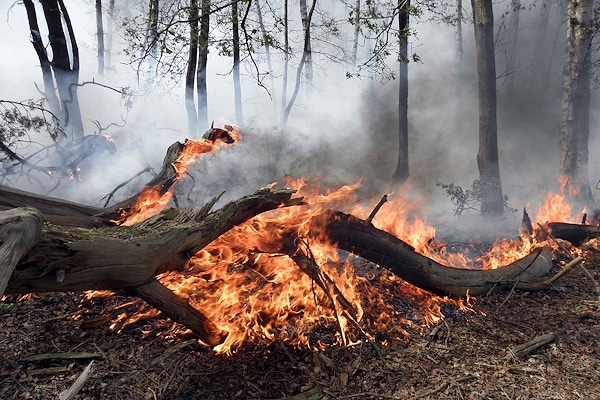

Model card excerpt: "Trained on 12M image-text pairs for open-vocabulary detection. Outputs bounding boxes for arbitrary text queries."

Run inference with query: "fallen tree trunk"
[548,222,600,246]
[314,211,554,297]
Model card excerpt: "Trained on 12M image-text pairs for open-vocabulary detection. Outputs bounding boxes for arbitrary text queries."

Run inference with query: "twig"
[537,223,600,296]
[504,331,561,361]
[364,194,388,225]
[415,375,478,398]
[101,166,155,207]
[58,360,95,400]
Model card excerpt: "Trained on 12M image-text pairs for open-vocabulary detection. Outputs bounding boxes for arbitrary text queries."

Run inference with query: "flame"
[114,127,241,225]
[91,165,589,353]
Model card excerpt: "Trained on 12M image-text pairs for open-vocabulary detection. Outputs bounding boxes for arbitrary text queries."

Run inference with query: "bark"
[232,1,243,124]
[298,0,313,98]
[145,0,159,86]
[96,0,105,77]
[280,0,289,120]
[197,0,211,130]
[105,0,115,72]
[33,0,84,138]
[0,208,44,298]
[391,0,410,184]
[548,222,600,246]
[282,0,316,126]
[351,0,361,72]
[315,211,554,297]
[559,0,594,205]
[255,0,276,105]
[23,0,61,118]
[471,0,504,216]
[186,0,200,136]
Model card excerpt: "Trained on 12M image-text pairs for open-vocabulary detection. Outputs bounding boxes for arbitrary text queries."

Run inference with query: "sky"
[0,0,598,235]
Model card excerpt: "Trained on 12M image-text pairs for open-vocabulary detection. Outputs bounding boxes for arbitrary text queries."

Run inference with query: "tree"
[232,0,243,124]
[96,0,105,77]
[23,0,84,139]
[471,0,504,216]
[299,0,314,98]
[282,0,317,126]
[185,0,200,136]
[391,0,411,184]
[197,0,211,130]
[559,0,594,205]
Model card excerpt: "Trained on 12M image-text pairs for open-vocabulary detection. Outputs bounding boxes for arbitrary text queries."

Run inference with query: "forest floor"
[1,244,599,400]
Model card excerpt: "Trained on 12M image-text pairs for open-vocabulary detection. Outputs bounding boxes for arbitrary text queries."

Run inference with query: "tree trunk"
[391,0,411,184]
[471,0,504,216]
[186,0,200,136]
[559,0,594,205]
[506,0,521,92]
[144,0,159,87]
[282,0,316,126]
[96,0,105,77]
[280,0,289,121]
[105,0,115,73]
[315,211,553,297]
[232,1,243,124]
[299,0,313,99]
[39,0,84,138]
[23,0,62,119]
[255,0,277,107]
[351,0,361,73]
[197,0,211,131]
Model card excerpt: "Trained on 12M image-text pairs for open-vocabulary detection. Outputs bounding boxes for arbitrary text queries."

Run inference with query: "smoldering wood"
[315,210,554,297]
[547,222,600,246]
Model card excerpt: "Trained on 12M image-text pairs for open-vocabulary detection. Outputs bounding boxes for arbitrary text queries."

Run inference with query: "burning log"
[314,211,554,297]
[547,222,600,246]
[1,188,300,345]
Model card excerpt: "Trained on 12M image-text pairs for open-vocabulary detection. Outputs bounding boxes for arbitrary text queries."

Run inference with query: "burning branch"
[364,194,388,226]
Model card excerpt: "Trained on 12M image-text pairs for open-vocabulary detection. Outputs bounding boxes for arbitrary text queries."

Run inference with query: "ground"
[1,249,599,400]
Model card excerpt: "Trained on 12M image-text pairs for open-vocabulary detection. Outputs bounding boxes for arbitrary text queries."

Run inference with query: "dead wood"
[548,222,600,246]
[0,207,44,297]
[505,331,561,361]
[314,210,554,297]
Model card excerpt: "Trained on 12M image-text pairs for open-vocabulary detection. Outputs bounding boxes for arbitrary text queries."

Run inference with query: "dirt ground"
[1,246,599,400]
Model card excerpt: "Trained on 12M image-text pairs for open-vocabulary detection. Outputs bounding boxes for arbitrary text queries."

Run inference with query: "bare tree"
[197,0,211,130]
[559,0,594,204]
[391,0,411,184]
[299,0,314,98]
[24,0,84,139]
[186,0,200,136]
[96,0,105,77]
[232,0,243,124]
[471,0,504,216]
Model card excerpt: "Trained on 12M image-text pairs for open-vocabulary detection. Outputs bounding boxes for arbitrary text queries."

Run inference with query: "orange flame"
[114,127,241,225]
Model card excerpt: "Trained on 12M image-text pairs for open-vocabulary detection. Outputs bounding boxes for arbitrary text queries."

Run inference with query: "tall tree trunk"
[391,0,410,184]
[299,0,313,99]
[455,0,463,61]
[40,0,84,138]
[506,0,521,92]
[145,0,159,87]
[471,0,504,216]
[105,0,115,73]
[559,0,594,205]
[280,0,289,122]
[351,0,361,73]
[96,0,105,77]
[186,0,200,136]
[282,0,316,126]
[255,0,276,106]
[23,0,61,119]
[197,0,211,131]
[232,1,243,124]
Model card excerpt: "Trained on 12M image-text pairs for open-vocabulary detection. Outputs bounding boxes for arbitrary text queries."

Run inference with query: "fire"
[114,126,241,225]
[95,135,589,354]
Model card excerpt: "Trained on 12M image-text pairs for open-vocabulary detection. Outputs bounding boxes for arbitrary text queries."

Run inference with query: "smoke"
[0,1,597,239]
